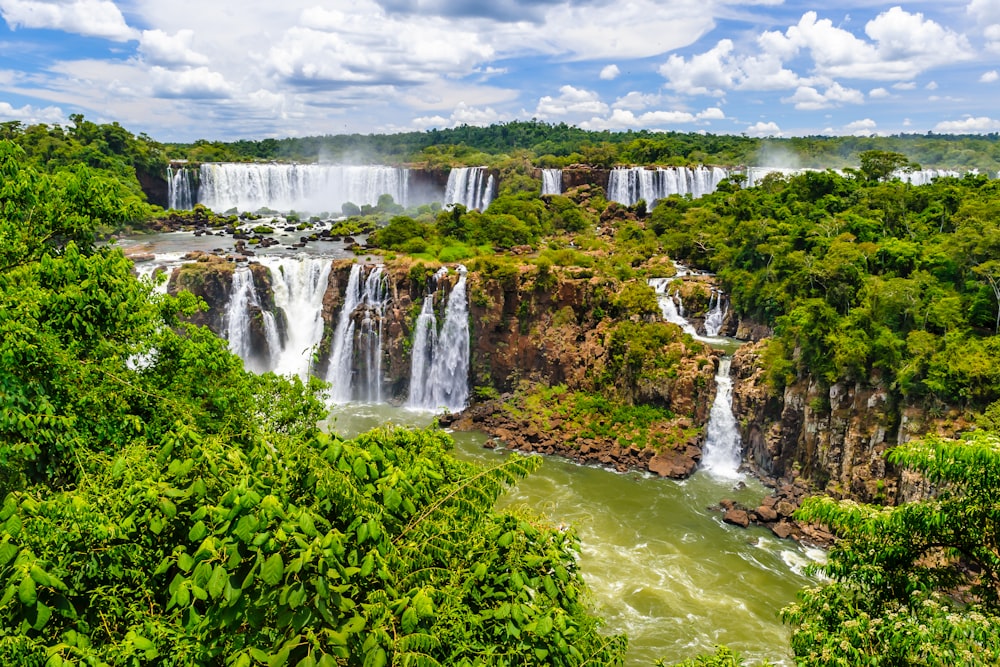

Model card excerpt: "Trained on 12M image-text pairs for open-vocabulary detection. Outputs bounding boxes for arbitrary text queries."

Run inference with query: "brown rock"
[771,521,794,539]
[723,509,750,528]
[775,501,797,518]
[755,505,778,522]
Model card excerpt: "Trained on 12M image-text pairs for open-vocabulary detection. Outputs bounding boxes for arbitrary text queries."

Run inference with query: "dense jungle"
[1,116,999,666]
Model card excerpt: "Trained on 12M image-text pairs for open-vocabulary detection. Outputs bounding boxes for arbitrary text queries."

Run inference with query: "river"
[327,404,822,666]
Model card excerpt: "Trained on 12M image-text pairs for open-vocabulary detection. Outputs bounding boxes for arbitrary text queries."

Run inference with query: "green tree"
[782,430,1000,665]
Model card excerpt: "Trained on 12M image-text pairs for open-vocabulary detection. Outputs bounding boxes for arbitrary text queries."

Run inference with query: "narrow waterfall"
[700,356,743,479]
[541,168,563,195]
[226,266,281,373]
[704,290,728,337]
[198,163,410,213]
[325,265,389,403]
[607,166,729,207]
[649,277,698,337]
[257,257,332,379]
[167,166,195,210]
[407,266,470,412]
[444,167,495,210]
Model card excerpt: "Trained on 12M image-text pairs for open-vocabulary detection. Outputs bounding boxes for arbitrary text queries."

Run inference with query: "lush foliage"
[163,120,1000,173]
[0,140,625,666]
[653,168,1000,409]
[1,116,166,202]
[782,430,1000,665]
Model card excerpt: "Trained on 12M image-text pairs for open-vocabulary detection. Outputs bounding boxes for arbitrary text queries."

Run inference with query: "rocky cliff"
[730,340,972,505]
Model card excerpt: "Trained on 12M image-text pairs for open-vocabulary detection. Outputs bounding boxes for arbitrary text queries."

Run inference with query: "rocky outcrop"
[731,339,972,506]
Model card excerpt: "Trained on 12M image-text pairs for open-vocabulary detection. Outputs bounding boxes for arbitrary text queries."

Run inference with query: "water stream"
[326,404,820,666]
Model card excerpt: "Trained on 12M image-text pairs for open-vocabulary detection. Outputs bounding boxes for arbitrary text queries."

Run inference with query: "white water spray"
[408,266,470,412]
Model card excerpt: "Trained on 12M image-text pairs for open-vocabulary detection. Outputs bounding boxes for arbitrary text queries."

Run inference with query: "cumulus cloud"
[139,29,209,67]
[763,8,972,81]
[412,101,507,128]
[746,121,781,137]
[612,91,661,111]
[599,64,620,81]
[783,82,864,110]
[149,66,234,99]
[933,116,1000,133]
[0,0,137,41]
[844,118,877,135]
[869,87,892,99]
[265,7,494,87]
[534,85,609,119]
[659,40,736,96]
[580,106,725,130]
[0,100,64,124]
[981,70,1000,83]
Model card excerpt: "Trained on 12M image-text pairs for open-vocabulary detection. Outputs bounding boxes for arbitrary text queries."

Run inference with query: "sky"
[0,0,999,142]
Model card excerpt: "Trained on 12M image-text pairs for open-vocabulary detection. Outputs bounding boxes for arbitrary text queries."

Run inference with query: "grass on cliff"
[502,382,701,453]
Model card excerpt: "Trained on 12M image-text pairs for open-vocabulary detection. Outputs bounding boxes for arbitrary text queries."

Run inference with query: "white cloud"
[149,66,234,99]
[869,87,892,99]
[612,91,661,111]
[986,24,1000,53]
[894,81,917,90]
[0,100,64,124]
[981,70,1000,83]
[411,102,507,129]
[925,81,938,90]
[0,0,137,41]
[933,116,1000,133]
[580,106,725,130]
[599,64,620,81]
[783,82,864,110]
[534,85,608,119]
[139,29,209,67]
[659,39,735,96]
[845,118,877,135]
[968,0,1000,25]
[746,121,781,137]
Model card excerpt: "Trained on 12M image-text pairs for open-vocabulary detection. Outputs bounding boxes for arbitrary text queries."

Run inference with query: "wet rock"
[723,509,750,528]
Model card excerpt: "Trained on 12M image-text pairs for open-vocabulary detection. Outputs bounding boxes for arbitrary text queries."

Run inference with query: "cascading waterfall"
[198,163,410,213]
[700,356,744,479]
[444,167,495,210]
[257,257,332,379]
[407,266,470,412]
[704,290,728,338]
[541,168,563,195]
[894,168,966,185]
[226,266,282,373]
[649,278,698,337]
[607,166,729,207]
[325,265,389,403]
[167,166,195,210]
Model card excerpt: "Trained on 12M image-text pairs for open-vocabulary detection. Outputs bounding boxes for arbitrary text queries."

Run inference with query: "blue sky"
[1,0,999,142]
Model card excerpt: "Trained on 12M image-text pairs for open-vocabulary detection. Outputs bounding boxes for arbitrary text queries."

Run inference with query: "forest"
[1,117,1000,665]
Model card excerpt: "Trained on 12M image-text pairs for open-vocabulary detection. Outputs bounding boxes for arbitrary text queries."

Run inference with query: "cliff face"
[731,340,972,504]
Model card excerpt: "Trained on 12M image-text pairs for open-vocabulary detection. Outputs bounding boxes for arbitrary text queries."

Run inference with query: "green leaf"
[188,520,208,542]
[18,574,37,606]
[262,552,285,586]
[536,615,553,637]
[0,542,17,567]
[5,513,22,537]
[208,565,227,599]
[132,635,155,651]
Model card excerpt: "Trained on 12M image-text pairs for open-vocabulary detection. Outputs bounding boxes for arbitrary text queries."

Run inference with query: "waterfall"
[325,265,389,403]
[197,163,410,213]
[700,356,743,479]
[607,166,729,207]
[704,290,728,338]
[226,266,281,373]
[444,167,495,210]
[167,166,195,210]
[894,168,965,185]
[407,266,470,412]
[649,278,698,337]
[257,257,332,379]
[542,168,563,195]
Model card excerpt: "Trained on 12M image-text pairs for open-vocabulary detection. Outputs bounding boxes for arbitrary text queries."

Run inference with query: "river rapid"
[327,404,822,666]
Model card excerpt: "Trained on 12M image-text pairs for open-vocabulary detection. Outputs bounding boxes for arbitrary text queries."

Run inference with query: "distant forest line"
[4,116,1000,176]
